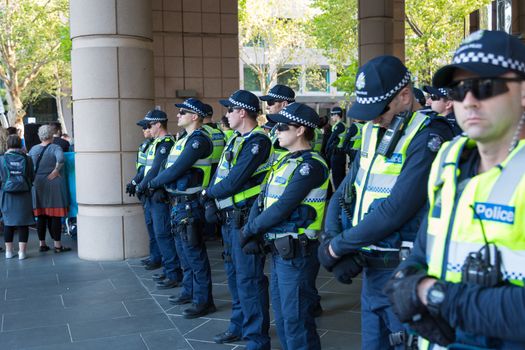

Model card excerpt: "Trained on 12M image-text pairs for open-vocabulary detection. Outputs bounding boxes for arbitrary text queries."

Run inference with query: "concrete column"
[358,0,405,65]
[70,0,154,260]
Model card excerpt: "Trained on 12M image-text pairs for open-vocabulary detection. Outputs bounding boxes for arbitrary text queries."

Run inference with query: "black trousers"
[4,226,29,243]
[36,215,62,241]
[330,152,347,191]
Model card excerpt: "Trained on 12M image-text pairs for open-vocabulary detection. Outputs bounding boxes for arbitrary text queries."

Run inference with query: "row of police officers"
[127,29,525,350]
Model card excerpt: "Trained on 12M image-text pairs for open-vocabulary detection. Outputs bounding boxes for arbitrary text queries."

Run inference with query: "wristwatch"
[426,280,447,316]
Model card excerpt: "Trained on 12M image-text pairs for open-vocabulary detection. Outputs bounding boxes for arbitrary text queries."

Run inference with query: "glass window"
[243,65,262,91]
[277,67,301,91]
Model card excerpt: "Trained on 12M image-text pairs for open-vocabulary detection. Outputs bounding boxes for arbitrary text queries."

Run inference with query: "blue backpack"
[2,152,31,193]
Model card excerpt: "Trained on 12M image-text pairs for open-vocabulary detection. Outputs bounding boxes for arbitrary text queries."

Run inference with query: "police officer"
[386,29,525,349]
[136,109,183,289]
[201,90,272,349]
[202,103,226,175]
[317,55,454,350]
[341,111,363,167]
[412,87,428,111]
[241,103,329,350]
[125,120,161,269]
[260,84,296,164]
[424,85,463,135]
[325,106,347,190]
[219,115,234,143]
[146,98,216,318]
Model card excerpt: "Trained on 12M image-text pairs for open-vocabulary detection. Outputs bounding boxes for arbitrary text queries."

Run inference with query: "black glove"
[408,313,455,347]
[151,189,168,203]
[204,199,220,224]
[125,182,136,196]
[240,228,262,255]
[136,183,153,198]
[317,239,340,272]
[384,270,428,323]
[332,254,363,284]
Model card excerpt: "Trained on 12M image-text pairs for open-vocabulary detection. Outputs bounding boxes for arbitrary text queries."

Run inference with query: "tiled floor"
[0,232,362,349]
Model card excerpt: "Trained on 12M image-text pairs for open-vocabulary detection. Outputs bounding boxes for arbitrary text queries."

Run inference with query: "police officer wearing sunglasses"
[125,120,161,269]
[317,55,454,349]
[145,99,216,318]
[136,109,183,288]
[423,85,463,136]
[386,30,525,350]
[241,103,329,350]
[201,90,272,349]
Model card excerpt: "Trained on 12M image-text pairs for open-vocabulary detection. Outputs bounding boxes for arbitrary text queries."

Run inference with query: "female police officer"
[240,103,329,350]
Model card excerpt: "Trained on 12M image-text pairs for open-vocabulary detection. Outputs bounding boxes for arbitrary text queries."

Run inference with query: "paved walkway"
[0,233,362,349]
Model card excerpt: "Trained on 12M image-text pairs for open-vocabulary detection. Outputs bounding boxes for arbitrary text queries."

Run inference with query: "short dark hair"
[159,120,168,129]
[6,135,22,149]
[303,127,315,142]
[221,115,230,128]
[245,109,259,120]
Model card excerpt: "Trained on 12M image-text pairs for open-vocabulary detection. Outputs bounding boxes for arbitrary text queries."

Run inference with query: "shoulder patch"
[192,140,200,149]
[427,133,444,153]
[299,163,311,176]
[160,146,167,154]
[251,144,260,155]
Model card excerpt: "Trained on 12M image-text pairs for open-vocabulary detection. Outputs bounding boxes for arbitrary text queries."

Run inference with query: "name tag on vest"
[386,153,403,164]
[474,202,515,224]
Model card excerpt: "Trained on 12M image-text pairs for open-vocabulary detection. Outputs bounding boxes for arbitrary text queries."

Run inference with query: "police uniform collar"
[433,30,525,87]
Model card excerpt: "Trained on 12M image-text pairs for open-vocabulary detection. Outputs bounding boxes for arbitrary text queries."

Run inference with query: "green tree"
[0,0,68,128]
[239,0,318,94]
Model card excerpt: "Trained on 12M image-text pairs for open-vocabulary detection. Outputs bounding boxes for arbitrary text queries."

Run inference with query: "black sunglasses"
[276,122,301,132]
[449,77,523,102]
[227,107,243,113]
[267,100,284,107]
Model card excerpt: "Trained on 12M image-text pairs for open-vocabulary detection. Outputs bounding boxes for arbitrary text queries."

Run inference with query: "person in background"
[1,135,35,259]
[28,125,71,253]
[49,122,70,153]
[219,115,234,143]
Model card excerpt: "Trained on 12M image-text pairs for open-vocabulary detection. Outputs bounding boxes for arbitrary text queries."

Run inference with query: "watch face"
[429,286,445,304]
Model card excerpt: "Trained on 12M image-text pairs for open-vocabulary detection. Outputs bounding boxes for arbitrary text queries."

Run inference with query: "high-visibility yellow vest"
[213,126,271,209]
[332,121,347,149]
[419,137,525,349]
[136,138,153,170]
[311,128,323,153]
[353,111,430,251]
[202,124,225,164]
[163,128,213,195]
[144,135,175,176]
[351,123,363,150]
[263,152,328,239]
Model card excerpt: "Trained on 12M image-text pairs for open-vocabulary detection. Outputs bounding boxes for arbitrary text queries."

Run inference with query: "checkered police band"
[267,92,295,102]
[228,97,258,112]
[181,101,206,117]
[278,109,317,128]
[452,51,525,75]
[356,71,412,105]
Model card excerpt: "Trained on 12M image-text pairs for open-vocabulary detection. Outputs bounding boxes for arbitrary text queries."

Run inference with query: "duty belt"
[264,230,318,241]
[169,193,199,205]
[359,250,400,269]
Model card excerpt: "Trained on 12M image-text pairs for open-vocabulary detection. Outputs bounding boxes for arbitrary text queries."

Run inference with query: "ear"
[445,99,454,111]
[521,81,525,109]
[296,125,306,137]
[400,86,412,105]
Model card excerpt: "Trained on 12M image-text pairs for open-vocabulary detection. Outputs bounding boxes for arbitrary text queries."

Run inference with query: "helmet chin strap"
[509,112,525,153]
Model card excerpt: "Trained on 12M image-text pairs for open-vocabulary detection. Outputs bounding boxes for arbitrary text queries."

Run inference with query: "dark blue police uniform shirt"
[326,122,345,154]
[326,117,454,256]
[149,131,213,189]
[206,128,271,203]
[397,146,525,343]
[244,151,329,236]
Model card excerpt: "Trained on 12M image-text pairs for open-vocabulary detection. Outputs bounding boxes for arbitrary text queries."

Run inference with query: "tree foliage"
[309,0,491,92]
[239,0,319,94]
[0,0,69,127]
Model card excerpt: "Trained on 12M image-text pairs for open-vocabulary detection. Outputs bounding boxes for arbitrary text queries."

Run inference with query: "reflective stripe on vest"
[213,126,271,209]
[202,124,225,164]
[426,138,525,286]
[164,129,213,195]
[144,135,175,176]
[332,121,347,148]
[263,152,329,238]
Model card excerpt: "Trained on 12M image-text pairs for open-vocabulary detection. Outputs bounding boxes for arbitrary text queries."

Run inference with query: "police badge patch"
[160,147,167,154]
[192,140,200,149]
[251,144,260,155]
[299,163,311,176]
[427,134,444,152]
